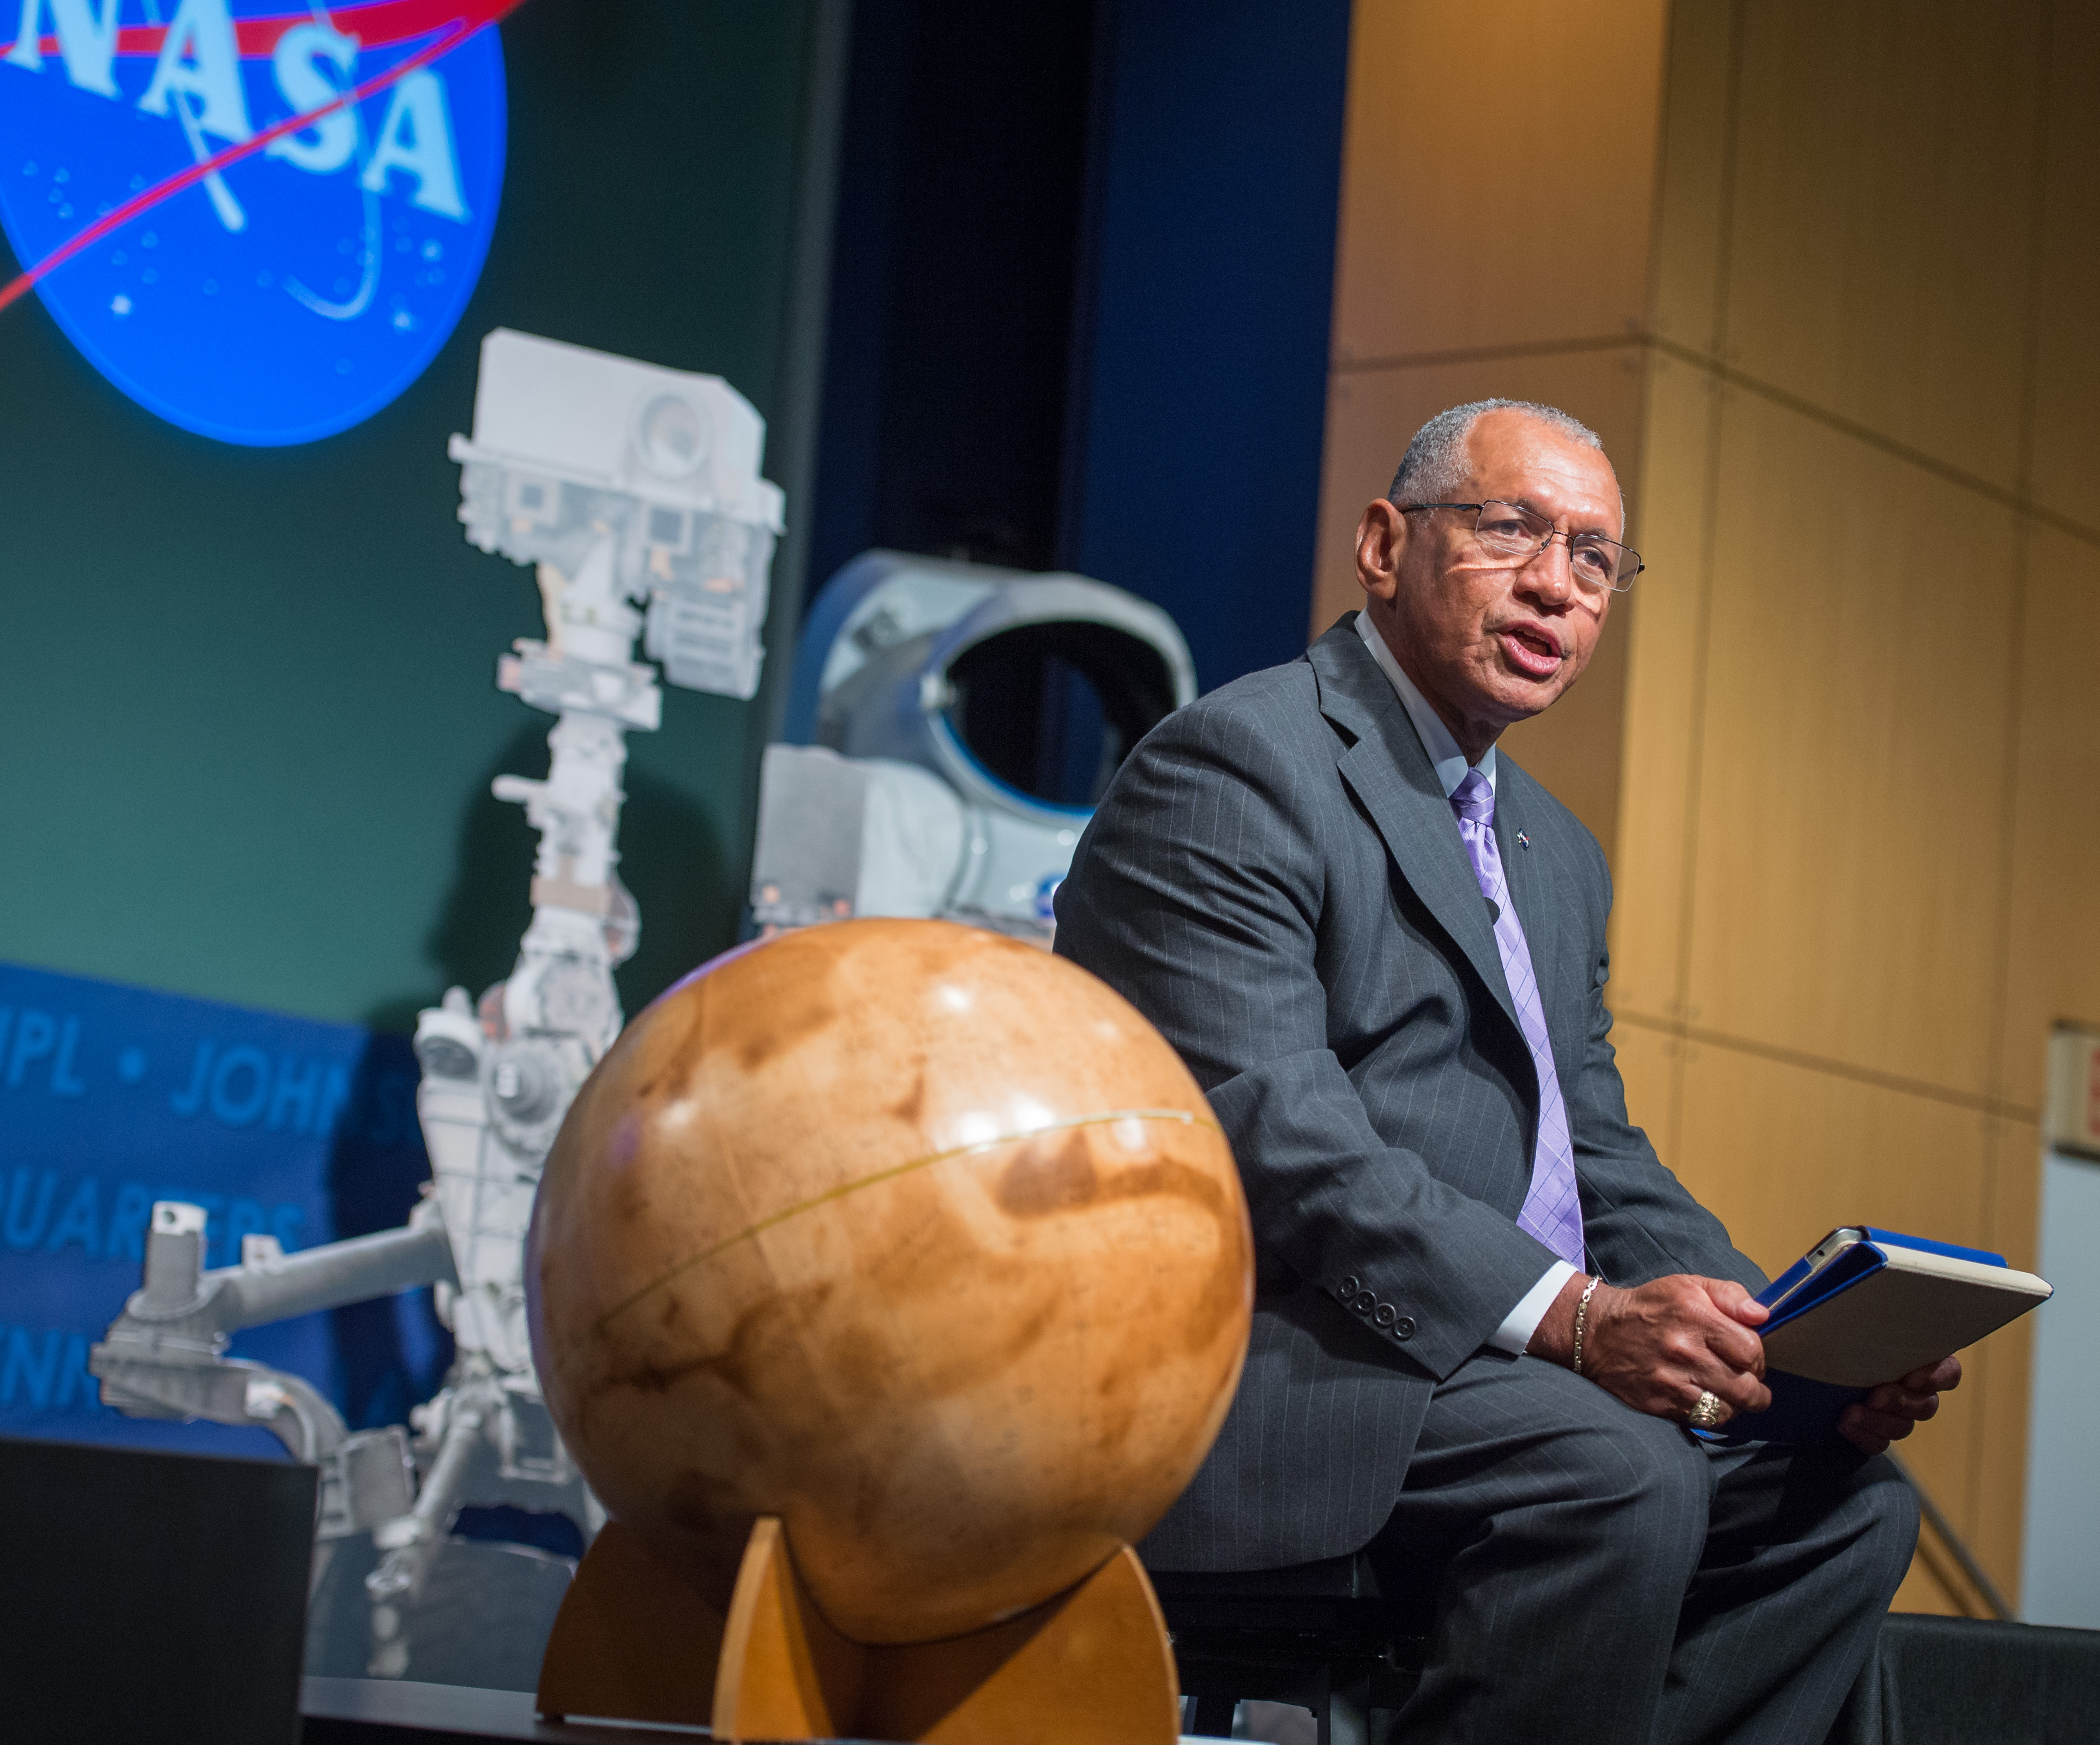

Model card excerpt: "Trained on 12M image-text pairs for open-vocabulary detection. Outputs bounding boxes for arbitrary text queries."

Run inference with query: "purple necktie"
[1450,769,1585,1269]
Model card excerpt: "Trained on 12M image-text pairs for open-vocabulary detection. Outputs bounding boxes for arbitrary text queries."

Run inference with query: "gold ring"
[1689,1390,1725,1430]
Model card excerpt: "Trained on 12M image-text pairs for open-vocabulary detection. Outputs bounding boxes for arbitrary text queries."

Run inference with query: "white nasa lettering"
[359,68,468,221]
[3,0,122,98]
[138,0,252,144]
[264,21,358,175]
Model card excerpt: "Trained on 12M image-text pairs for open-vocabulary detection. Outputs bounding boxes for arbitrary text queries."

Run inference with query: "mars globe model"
[526,918,1252,1645]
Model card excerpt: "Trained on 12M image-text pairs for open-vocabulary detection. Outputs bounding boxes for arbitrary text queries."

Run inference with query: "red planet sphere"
[527,918,1253,1644]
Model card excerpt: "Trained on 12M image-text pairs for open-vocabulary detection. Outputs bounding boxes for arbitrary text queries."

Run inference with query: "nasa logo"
[0,2,514,446]
[1032,871,1062,924]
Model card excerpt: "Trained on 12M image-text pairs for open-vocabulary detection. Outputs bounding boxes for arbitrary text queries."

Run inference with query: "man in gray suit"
[1054,400,1961,1744]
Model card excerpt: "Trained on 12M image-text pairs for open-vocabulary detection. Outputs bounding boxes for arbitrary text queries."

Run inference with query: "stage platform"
[301,1606,2100,1745]
[299,1677,1220,1744]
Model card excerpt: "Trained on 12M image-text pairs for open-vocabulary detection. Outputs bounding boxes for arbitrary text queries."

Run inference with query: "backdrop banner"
[0,960,445,1458]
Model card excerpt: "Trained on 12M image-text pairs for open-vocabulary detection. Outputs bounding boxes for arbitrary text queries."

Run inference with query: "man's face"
[1356,409,1622,759]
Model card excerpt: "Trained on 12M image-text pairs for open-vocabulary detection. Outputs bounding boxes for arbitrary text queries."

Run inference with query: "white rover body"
[92,330,783,1680]
[752,550,1196,942]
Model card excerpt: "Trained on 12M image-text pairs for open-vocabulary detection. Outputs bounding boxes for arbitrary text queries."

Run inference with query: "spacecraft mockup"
[752,550,1196,942]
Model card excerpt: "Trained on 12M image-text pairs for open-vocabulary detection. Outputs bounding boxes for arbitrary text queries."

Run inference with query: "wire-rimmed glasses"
[1397,500,1642,593]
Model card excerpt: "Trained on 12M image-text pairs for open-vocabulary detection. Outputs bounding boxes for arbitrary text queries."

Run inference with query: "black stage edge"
[299,1611,2100,1745]
[0,1435,315,1745]
[300,1678,707,1743]
[302,1678,910,1744]
[1830,1614,2100,1745]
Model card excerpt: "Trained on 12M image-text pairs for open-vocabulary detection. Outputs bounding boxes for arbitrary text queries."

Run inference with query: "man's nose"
[1514,535,1578,604]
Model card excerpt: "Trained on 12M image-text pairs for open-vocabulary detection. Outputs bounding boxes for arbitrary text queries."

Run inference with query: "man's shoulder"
[1126,652,1327,771]
[1172,651,1321,729]
[1139,624,1364,762]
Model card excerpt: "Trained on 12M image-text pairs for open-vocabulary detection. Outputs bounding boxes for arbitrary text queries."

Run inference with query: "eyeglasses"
[1396,500,1642,593]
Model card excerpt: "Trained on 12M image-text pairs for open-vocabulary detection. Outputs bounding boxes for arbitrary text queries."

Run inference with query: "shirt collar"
[1355,610,1496,800]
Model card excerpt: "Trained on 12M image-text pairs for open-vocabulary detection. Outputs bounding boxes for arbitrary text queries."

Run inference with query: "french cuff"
[1489,1259,1580,1356]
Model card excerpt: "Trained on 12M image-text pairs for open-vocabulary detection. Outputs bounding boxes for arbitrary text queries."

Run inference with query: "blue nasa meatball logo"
[0,2,511,446]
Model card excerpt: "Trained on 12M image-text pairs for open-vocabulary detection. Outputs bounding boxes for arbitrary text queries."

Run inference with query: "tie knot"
[1451,767,1494,826]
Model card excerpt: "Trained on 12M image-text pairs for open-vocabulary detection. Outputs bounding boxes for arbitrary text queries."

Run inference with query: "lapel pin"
[1516,831,1530,850]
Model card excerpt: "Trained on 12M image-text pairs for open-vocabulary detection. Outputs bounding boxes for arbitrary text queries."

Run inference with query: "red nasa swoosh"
[2,1,502,62]
[0,0,528,316]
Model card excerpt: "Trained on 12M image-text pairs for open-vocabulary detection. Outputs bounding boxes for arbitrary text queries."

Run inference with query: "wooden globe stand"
[537,1518,1183,1744]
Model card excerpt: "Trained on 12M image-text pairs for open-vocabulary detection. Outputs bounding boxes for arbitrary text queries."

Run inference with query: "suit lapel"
[1310,622,1521,1037]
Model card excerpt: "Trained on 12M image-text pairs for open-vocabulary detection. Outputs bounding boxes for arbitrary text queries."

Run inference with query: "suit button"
[1373,1304,1397,1329]
[1339,1275,1361,1298]
[1351,1291,1375,1316]
[1393,1316,1416,1340]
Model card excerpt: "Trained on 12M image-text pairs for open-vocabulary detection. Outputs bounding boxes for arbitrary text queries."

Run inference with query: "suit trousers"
[1361,1353,1920,1745]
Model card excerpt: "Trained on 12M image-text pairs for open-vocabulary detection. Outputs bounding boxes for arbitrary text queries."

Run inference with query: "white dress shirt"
[1355,611,1579,1355]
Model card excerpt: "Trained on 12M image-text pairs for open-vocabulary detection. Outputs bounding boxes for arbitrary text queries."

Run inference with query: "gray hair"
[1387,399,1605,504]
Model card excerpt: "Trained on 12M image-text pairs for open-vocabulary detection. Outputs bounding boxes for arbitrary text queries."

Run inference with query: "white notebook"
[1756,1227,2053,1389]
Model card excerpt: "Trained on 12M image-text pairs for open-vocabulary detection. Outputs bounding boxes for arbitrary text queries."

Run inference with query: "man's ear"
[1356,498,1407,603]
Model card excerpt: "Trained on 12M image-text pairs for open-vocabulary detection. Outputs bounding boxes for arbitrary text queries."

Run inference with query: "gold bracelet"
[1571,1275,1602,1376]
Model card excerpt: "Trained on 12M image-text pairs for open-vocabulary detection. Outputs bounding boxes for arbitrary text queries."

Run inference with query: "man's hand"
[1839,1356,1961,1455]
[1529,1273,1771,1424]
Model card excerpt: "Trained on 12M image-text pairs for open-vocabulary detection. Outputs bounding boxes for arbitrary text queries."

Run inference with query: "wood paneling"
[1997,528,2100,1110]
[1685,393,2019,1096]
[1608,351,1717,1017]
[2028,0,2100,529]
[1672,1045,2034,1603]
[1672,1040,2024,1614]
[1672,1046,1994,1286]
[1329,0,1670,364]
[1894,1542,1975,1618]
[1971,1118,2042,1599]
[1723,0,2043,492]
[1607,1015,1680,1165]
[1311,350,1646,853]
[1646,0,1735,354]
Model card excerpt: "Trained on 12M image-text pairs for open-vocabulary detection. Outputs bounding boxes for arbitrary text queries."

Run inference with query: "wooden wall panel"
[1673,1043,2020,1601]
[1997,528,2100,1110]
[1646,0,1735,355]
[1607,1016,1680,1164]
[1608,351,1716,1018]
[1329,0,1670,363]
[1685,393,2019,1096]
[1906,1537,1982,1621]
[1969,1119,2043,1598]
[1672,1047,1993,1283]
[2028,0,2100,531]
[1723,0,2043,491]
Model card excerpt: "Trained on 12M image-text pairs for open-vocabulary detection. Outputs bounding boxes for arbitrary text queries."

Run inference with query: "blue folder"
[1708,1228,2019,1446]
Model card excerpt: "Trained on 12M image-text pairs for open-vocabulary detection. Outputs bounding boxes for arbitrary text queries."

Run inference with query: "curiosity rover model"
[91,330,784,1679]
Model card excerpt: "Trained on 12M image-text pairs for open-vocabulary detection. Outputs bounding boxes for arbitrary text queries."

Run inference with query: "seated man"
[1052,399,1959,1745]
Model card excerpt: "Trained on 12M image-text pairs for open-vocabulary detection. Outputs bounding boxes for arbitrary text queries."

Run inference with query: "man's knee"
[1581,1408,1712,1541]
[1502,1395,1714,1594]
[1406,1363,1716,1585]
[1850,1454,1922,1594]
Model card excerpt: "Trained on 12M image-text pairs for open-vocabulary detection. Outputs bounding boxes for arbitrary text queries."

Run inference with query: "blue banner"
[0,960,447,1457]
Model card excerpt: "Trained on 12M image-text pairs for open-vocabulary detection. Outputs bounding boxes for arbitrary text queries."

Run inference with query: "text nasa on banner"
[0,1,508,444]
[0,960,442,1454]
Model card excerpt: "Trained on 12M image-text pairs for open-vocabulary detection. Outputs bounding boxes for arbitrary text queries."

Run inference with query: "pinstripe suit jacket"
[1053,616,1762,1571]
